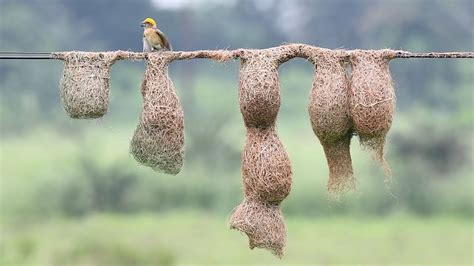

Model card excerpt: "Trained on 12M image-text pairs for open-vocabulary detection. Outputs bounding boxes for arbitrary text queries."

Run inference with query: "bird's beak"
[140,22,146,27]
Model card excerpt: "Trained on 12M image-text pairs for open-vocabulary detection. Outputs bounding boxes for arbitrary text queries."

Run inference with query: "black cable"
[0,52,52,59]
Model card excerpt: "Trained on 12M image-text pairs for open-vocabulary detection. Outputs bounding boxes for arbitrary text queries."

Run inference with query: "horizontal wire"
[394,51,474,58]
[0,52,52,59]
[0,52,52,54]
[0,47,473,60]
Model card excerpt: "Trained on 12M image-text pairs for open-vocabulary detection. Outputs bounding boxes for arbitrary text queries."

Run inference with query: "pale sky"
[151,0,235,10]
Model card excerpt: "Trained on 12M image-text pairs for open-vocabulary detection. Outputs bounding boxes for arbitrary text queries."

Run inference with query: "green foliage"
[0,0,473,222]
[0,2,473,265]
[1,215,176,266]
[1,213,472,265]
[1,115,472,221]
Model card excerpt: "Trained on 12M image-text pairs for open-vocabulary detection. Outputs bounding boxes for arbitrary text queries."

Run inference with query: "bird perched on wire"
[141,17,172,52]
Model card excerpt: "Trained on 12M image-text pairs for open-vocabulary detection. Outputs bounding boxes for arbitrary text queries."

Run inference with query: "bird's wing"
[155,28,172,51]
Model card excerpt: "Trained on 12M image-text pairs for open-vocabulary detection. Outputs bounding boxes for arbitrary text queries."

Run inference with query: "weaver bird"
[141,17,172,52]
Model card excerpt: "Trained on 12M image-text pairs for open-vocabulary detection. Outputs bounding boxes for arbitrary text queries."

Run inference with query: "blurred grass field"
[1,66,472,266]
[1,212,472,266]
[1,68,473,265]
[1,1,473,265]
[1,121,472,265]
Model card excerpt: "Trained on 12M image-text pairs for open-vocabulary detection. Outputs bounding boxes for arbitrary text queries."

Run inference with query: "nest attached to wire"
[53,51,119,119]
[306,48,355,197]
[349,50,396,176]
[238,52,280,127]
[230,50,292,257]
[130,53,184,175]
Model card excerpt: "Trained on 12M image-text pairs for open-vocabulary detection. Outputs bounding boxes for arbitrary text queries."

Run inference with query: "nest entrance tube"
[53,52,119,119]
[130,53,185,175]
[305,48,355,198]
[349,50,396,177]
[229,49,293,257]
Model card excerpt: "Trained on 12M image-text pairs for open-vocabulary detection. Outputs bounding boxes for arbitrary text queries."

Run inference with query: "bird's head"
[141,17,157,28]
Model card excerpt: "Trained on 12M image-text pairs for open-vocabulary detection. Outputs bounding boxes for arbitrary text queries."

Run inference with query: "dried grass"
[229,199,286,257]
[53,52,119,119]
[305,48,355,197]
[242,127,292,203]
[130,53,184,175]
[53,47,402,250]
[230,49,292,257]
[349,50,396,177]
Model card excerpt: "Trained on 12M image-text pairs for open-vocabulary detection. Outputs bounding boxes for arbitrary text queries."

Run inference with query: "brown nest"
[349,49,396,177]
[230,49,292,257]
[53,51,119,119]
[130,53,184,175]
[229,199,286,257]
[305,48,355,197]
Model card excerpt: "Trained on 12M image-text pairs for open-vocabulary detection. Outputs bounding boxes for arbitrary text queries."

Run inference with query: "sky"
[152,0,236,9]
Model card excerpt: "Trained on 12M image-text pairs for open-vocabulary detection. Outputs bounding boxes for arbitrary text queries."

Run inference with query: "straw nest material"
[130,53,184,175]
[305,48,355,197]
[242,127,292,203]
[238,52,280,127]
[349,50,396,176]
[53,51,119,119]
[236,46,301,128]
[229,199,286,257]
[230,50,292,257]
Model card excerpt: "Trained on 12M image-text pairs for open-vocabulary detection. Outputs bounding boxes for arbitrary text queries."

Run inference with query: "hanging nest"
[130,53,184,175]
[53,51,119,119]
[238,53,280,127]
[349,49,396,176]
[242,127,292,203]
[230,49,293,257]
[305,48,355,198]
[236,45,300,128]
[229,199,286,257]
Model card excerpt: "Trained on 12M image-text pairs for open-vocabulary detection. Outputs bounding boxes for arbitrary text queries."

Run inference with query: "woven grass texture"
[130,53,184,175]
[349,50,396,177]
[53,52,119,119]
[46,45,413,257]
[305,48,355,197]
[229,50,292,257]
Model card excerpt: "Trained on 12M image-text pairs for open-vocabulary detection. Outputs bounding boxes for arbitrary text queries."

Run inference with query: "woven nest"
[238,52,280,127]
[230,50,292,257]
[229,199,286,257]
[130,53,184,175]
[305,48,355,197]
[242,127,292,203]
[53,52,119,119]
[349,50,396,176]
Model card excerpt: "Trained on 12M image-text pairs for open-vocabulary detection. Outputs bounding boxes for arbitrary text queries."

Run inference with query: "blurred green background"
[0,0,473,265]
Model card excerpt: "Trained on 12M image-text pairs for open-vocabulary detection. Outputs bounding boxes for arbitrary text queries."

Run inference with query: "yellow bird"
[141,17,172,52]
